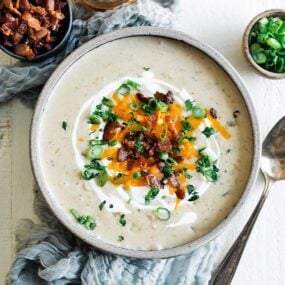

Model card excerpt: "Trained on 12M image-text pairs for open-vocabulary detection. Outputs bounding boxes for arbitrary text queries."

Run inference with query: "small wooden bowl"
[243,9,285,79]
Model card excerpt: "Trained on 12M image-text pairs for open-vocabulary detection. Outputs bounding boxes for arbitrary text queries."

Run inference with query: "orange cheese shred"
[206,111,231,140]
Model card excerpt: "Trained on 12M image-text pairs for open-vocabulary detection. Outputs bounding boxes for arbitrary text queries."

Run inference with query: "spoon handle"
[210,174,272,285]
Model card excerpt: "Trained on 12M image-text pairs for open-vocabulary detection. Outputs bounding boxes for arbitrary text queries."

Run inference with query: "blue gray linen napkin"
[3,1,218,284]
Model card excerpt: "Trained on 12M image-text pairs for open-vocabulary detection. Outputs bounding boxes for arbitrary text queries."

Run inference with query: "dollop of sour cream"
[72,72,220,226]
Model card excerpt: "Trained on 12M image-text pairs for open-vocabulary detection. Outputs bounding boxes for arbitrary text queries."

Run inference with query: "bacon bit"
[136,92,151,103]
[3,0,21,16]
[19,0,30,10]
[1,14,19,36]
[103,121,121,141]
[146,174,161,188]
[30,27,48,41]
[210,108,217,119]
[22,11,41,31]
[154,90,174,104]
[12,22,27,44]
[14,43,34,59]
[117,147,129,162]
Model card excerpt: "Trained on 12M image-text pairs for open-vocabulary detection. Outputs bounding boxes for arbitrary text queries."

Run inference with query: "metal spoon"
[210,116,285,285]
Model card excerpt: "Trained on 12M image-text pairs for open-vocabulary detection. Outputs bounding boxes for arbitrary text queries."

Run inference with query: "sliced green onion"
[145,187,160,205]
[97,169,108,186]
[126,80,141,91]
[88,114,101,124]
[108,140,117,146]
[250,43,264,54]
[102,96,115,107]
[129,102,142,111]
[185,99,194,111]
[159,151,169,161]
[116,84,131,96]
[202,127,216,138]
[154,207,170,221]
[181,120,192,131]
[162,166,172,178]
[266,37,281,49]
[192,105,206,119]
[156,100,168,112]
[252,52,267,64]
[86,145,103,160]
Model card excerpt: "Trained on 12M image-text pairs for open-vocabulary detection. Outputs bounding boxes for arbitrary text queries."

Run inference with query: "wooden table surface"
[1,0,285,284]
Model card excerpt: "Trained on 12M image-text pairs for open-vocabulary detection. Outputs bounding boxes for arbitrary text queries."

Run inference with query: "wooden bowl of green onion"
[243,9,285,79]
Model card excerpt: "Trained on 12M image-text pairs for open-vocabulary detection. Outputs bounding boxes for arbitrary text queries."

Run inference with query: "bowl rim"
[0,0,73,62]
[243,9,285,79]
[31,26,261,259]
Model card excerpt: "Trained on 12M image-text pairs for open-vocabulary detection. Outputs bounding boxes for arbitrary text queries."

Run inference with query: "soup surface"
[39,36,253,250]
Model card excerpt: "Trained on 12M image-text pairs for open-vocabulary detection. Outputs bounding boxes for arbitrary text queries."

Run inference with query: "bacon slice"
[12,22,27,44]
[3,0,21,16]
[1,14,18,36]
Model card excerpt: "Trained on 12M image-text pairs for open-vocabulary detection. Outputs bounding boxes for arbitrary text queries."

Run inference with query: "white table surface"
[1,0,285,284]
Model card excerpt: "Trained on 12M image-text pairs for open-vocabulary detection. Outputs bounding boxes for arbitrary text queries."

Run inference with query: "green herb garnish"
[62,121,67,131]
[143,67,150,71]
[118,235,124,241]
[185,99,194,111]
[88,114,101,124]
[99,200,106,211]
[195,155,219,182]
[70,209,96,230]
[102,96,115,107]
[202,127,216,138]
[181,120,192,131]
[86,145,103,160]
[145,187,160,204]
[154,207,171,221]
[116,83,131,96]
[119,214,126,226]
[192,105,206,119]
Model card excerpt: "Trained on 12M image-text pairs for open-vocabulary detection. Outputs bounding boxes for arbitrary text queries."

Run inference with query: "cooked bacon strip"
[3,0,21,16]
[12,22,27,44]
[165,115,179,140]
[46,0,64,19]
[22,11,42,31]
[154,90,174,104]
[14,43,35,60]
[103,121,121,141]
[30,4,46,16]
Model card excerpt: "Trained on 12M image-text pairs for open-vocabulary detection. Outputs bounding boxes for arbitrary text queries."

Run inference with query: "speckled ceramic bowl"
[243,9,285,79]
[31,27,261,259]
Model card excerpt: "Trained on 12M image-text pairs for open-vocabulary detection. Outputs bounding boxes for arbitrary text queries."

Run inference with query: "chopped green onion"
[62,121,67,131]
[159,151,169,161]
[102,96,115,107]
[154,207,171,221]
[156,100,168,112]
[145,187,160,204]
[162,166,172,178]
[118,235,124,241]
[116,84,131,96]
[119,214,126,226]
[129,102,142,111]
[97,169,108,186]
[108,140,117,146]
[126,80,141,91]
[202,127,216,138]
[86,145,103,160]
[181,120,192,131]
[88,114,101,124]
[266,37,281,49]
[143,67,150,71]
[192,105,206,119]
[70,209,96,230]
[99,200,106,211]
[185,99,194,111]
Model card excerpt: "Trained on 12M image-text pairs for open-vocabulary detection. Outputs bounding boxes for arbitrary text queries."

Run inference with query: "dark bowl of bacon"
[0,0,72,61]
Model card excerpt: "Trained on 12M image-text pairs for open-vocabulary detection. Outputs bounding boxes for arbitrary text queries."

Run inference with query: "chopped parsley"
[70,209,96,230]
[62,121,67,131]
[81,160,108,186]
[187,185,199,201]
[143,67,150,71]
[119,214,126,226]
[202,127,216,138]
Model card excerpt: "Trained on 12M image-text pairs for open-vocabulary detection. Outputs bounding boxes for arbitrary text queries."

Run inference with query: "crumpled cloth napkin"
[3,1,218,284]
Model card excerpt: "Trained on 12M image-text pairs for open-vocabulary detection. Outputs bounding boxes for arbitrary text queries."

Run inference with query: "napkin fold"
[3,1,218,284]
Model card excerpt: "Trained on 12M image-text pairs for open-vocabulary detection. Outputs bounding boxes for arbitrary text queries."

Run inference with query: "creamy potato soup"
[39,36,253,250]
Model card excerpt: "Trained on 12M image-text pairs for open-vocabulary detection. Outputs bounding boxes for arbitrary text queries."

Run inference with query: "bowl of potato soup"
[31,27,261,259]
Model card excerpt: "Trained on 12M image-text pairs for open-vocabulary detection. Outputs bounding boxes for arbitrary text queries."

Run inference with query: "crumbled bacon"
[103,121,121,141]
[146,174,161,188]
[136,92,151,103]
[0,0,67,60]
[154,90,174,104]
[117,147,129,162]
[168,174,185,199]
